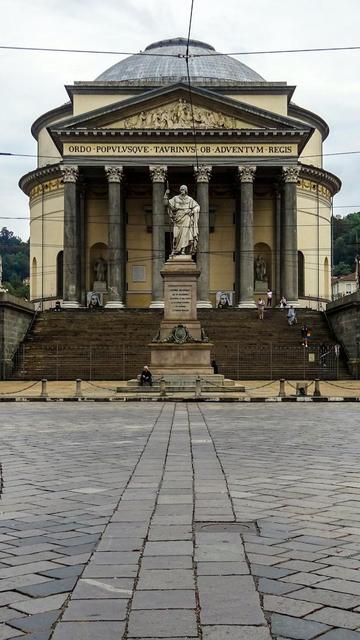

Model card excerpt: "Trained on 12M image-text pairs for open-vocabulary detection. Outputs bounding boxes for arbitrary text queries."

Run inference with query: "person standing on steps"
[266,289,273,307]
[301,323,310,347]
[257,297,265,320]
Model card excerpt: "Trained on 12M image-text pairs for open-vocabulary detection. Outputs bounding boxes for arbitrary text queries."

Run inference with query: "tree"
[333,212,360,275]
[0,227,29,299]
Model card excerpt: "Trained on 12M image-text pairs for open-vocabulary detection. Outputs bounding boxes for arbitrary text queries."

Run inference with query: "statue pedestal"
[254,279,269,293]
[93,281,107,293]
[150,255,213,376]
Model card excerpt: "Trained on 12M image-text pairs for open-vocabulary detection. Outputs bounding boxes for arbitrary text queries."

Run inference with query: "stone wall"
[0,293,34,379]
[326,291,360,378]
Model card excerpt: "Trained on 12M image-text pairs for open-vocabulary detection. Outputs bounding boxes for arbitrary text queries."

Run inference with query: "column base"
[105,300,125,309]
[149,301,164,309]
[197,300,212,309]
[286,300,300,308]
[237,300,256,309]
[62,300,80,309]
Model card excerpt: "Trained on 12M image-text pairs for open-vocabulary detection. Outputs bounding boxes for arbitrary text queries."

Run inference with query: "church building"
[20,37,340,309]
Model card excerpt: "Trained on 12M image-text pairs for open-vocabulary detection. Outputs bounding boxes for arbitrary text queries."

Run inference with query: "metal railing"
[7,341,344,381]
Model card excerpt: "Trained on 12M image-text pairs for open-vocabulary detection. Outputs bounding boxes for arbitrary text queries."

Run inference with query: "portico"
[20,38,341,310]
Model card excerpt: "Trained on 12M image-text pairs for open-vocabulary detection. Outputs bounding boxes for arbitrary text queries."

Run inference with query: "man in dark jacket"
[140,365,152,386]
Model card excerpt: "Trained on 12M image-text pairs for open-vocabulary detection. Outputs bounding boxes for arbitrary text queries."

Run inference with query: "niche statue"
[94,257,107,282]
[164,185,200,256]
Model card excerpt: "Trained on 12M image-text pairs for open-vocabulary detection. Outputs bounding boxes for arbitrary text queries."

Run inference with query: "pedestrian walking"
[266,289,273,307]
[287,306,297,326]
[301,323,310,347]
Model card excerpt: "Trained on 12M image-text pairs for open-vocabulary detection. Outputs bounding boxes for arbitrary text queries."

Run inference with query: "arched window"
[56,251,63,298]
[298,251,305,297]
[31,257,37,300]
[324,257,330,300]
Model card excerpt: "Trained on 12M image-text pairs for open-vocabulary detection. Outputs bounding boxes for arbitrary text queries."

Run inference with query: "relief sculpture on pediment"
[119,98,247,129]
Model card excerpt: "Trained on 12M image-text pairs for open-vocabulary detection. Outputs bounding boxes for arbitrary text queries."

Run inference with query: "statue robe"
[167,194,200,255]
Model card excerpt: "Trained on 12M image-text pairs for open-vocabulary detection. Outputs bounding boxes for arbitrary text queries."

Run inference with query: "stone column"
[61,165,80,308]
[238,166,256,308]
[195,165,212,308]
[105,166,125,308]
[274,183,281,304]
[149,165,167,308]
[234,182,241,306]
[281,165,300,305]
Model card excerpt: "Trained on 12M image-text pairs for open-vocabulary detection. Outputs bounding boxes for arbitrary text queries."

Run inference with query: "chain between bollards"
[75,378,82,398]
[40,378,48,398]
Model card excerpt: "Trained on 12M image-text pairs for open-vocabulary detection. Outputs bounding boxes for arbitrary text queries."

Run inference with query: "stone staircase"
[11,308,350,380]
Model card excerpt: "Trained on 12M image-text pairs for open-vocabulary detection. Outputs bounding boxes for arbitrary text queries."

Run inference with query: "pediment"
[105,99,262,130]
[52,83,311,134]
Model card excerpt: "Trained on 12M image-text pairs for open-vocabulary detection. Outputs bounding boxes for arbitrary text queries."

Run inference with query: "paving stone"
[137,569,194,590]
[258,578,303,596]
[39,564,85,579]
[81,564,138,578]
[263,595,322,616]
[289,587,360,609]
[271,613,330,639]
[0,609,24,624]
[196,561,248,575]
[143,541,193,556]
[202,627,272,639]
[51,621,126,640]
[9,594,68,615]
[72,577,134,598]
[318,631,360,639]
[306,606,360,629]
[128,609,198,638]
[7,610,59,632]
[15,577,77,597]
[141,556,193,569]
[198,575,265,625]
[0,625,24,639]
[62,599,128,621]
[132,589,195,609]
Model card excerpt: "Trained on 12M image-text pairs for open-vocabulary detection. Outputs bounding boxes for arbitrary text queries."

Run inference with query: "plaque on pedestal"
[254,279,268,292]
[93,281,107,293]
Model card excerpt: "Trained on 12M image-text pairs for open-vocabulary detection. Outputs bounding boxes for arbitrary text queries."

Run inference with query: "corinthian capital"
[282,165,300,183]
[149,165,167,183]
[238,166,256,183]
[105,165,124,183]
[194,165,212,183]
[60,165,79,183]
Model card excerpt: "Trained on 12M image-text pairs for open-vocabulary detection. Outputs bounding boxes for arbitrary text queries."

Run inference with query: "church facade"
[20,38,341,309]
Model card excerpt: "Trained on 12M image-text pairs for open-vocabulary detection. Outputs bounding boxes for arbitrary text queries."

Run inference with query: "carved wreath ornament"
[152,325,209,344]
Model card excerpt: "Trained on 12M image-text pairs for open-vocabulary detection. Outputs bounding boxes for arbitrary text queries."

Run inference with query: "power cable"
[1,43,360,58]
[185,0,199,171]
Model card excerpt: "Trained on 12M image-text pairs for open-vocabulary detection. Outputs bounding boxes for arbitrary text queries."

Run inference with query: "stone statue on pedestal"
[164,185,200,256]
[94,258,107,283]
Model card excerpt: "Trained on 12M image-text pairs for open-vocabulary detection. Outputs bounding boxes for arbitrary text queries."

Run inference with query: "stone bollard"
[75,378,82,398]
[313,378,321,397]
[195,376,201,399]
[160,377,166,397]
[40,378,48,398]
[278,378,286,398]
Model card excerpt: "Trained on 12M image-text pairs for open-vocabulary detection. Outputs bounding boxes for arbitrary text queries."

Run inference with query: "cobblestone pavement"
[1,404,360,638]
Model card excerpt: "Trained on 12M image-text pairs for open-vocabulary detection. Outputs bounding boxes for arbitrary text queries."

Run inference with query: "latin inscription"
[168,286,192,314]
[64,142,297,157]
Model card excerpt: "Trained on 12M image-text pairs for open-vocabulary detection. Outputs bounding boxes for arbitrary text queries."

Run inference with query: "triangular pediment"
[105,99,261,130]
[51,83,311,134]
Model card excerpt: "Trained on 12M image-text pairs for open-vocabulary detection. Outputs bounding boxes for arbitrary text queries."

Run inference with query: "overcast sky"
[1,0,359,239]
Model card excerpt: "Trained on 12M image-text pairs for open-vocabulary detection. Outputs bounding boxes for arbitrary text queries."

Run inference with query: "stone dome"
[96,37,264,84]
